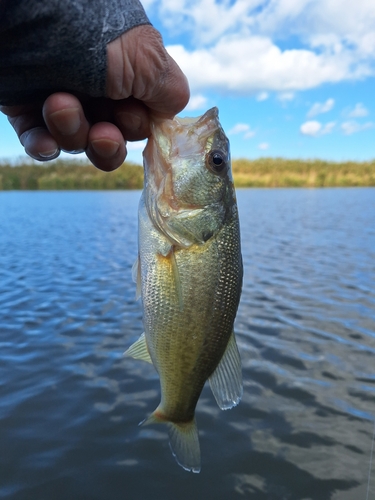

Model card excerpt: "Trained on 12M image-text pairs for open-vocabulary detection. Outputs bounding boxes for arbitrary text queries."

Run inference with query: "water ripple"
[0,189,375,499]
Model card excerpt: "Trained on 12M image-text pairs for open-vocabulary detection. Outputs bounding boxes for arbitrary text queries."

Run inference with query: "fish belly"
[138,193,242,422]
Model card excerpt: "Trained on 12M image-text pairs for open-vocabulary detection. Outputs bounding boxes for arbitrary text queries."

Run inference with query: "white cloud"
[185,94,208,111]
[127,140,147,151]
[244,130,256,139]
[228,123,255,139]
[256,91,269,101]
[300,120,322,136]
[341,121,374,135]
[258,142,269,150]
[347,103,369,118]
[300,120,335,136]
[159,0,253,45]
[229,123,250,134]
[277,92,295,102]
[307,98,335,117]
[159,0,375,94]
[139,0,156,8]
[247,0,375,61]
[167,35,358,94]
[322,122,336,135]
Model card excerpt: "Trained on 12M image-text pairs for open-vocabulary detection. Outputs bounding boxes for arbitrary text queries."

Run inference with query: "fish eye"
[206,149,228,174]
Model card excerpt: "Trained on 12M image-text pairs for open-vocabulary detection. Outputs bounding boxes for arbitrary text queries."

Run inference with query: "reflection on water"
[0,189,374,500]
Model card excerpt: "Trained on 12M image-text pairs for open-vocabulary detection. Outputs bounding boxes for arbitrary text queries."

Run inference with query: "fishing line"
[366,418,375,500]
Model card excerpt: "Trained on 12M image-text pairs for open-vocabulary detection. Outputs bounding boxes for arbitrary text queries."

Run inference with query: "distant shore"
[0,160,144,190]
[232,158,375,188]
[1,158,375,190]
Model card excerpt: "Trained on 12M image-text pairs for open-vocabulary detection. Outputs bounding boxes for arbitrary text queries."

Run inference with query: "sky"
[1,0,375,165]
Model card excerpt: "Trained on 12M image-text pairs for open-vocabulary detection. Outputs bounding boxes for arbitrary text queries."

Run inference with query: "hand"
[0,25,189,171]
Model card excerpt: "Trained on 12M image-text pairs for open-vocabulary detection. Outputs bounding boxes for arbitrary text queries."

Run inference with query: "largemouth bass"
[125,107,243,473]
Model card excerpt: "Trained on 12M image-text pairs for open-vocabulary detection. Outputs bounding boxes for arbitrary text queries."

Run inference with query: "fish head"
[143,107,237,247]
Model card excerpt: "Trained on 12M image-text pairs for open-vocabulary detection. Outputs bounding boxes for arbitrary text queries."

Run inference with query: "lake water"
[0,188,375,500]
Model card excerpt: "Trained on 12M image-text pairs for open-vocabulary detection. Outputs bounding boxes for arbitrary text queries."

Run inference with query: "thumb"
[143,52,190,119]
[106,25,190,119]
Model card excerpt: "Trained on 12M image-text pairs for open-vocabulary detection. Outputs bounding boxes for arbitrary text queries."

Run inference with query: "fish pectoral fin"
[123,333,152,364]
[209,330,243,410]
[140,409,201,473]
[131,256,141,300]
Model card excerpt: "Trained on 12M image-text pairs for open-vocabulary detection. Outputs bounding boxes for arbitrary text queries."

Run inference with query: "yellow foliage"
[232,158,375,187]
[1,157,375,190]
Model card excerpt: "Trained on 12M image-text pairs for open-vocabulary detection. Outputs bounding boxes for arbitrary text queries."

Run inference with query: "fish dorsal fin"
[209,331,243,410]
[123,333,153,364]
[131,256,142,300]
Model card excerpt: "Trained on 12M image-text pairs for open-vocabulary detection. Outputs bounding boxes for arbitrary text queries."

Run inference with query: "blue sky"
[1,0,375,165]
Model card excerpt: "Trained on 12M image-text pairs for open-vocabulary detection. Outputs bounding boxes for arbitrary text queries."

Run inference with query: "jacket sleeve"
[0,0,150,105]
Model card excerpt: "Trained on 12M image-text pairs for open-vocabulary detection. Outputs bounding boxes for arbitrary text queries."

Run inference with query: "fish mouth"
[142,126,180,245]
[143,107,221,192]
[142,108,225,248]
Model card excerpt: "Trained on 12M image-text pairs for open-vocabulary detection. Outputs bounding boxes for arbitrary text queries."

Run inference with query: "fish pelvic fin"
[123,333,153,364]
[209,330,243,410]
[140,409,201,473]
[131,255,141,300]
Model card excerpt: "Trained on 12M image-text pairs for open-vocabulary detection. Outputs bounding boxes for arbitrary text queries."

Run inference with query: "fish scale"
[125,107,243,473]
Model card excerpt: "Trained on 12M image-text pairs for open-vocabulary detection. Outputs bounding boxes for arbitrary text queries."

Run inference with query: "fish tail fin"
[167,419,201,473]
[140,409,201,473]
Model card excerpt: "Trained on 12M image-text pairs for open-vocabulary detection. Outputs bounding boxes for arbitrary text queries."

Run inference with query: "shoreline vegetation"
[1,158,375,190]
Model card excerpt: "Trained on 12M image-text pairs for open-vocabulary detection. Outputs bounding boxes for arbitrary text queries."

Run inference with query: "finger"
[106,26,190,119]
[140,52,190,119]
[21,127,60,161]
[85,122,126,172]
[113,97,151,141]
[43,92,90,153]
[82,97,114,124]
[1,104,60,160]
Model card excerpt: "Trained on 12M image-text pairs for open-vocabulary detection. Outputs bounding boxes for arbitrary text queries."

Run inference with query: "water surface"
[0,189,374,500]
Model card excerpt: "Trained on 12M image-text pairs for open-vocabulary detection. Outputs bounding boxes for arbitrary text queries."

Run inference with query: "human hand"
[0,25,189,171]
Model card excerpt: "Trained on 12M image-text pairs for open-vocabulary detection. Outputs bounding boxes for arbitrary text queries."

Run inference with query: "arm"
[0,0,150,105]
[0,0,189,170]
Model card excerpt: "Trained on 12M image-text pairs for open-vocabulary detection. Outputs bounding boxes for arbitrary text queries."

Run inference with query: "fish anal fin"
[131,256,141,300]
[123,333,152,364]
[140,407,201,473]
[209,330,243,410]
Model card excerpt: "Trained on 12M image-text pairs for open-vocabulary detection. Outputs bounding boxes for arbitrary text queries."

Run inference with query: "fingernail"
[91,139,120,158]
[50,108,81,135]
[39,148,60,159]
[61,148,85,154]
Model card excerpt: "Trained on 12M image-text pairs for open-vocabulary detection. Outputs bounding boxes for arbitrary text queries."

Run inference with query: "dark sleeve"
[0,0,151,106]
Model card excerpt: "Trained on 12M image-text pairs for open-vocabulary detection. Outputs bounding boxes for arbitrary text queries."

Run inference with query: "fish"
[124,107,243,473]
